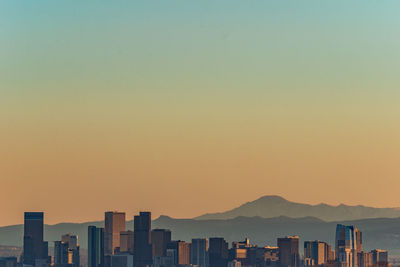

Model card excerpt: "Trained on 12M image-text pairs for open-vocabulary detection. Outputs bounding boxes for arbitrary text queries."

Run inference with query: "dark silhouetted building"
[151,229,172,259]
[23,212,49,267]
[120,231,134,254]
[54,234,80,267]
[371,250,388,265]
[209,238,228,267]
[191,238,208,267]
[105,212,126,255]
[166,241,191,266]
[278,236,299,267]
[133,212,152,267]
[88,226,104,267]
[304,240,334,266]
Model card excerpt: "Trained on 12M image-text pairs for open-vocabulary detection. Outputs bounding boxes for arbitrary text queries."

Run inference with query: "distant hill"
[2,215,400,257]
[195,195,400,221]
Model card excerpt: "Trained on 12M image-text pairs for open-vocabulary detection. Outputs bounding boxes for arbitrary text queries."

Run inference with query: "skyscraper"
[151,229,172,258]
[277,236,299,267]
[88,226,104,267]
[209,238,228,267]
[304,240,333,266]
[133,212,152,267]
[54,234,80,267]
[105,212,126,255]
[335,224,362,267]
[23,212,49,267]
[191,238,208,267]
[371,249,388,265]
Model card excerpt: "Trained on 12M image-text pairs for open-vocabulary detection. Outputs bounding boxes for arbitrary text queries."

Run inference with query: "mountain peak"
[195,195,400,221]
[255,195,289,203]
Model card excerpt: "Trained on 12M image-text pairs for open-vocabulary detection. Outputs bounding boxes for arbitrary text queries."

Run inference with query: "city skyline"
[11,211,394,267]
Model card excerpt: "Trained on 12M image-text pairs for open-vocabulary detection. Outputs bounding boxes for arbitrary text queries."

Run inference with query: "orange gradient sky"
[1,0,400,226]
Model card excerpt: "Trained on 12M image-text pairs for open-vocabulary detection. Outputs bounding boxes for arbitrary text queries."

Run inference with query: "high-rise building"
[357,251,373,267]
[105,212,126,255]
[371,250,388,265]
[119,231,134,254]
[304,240,333,266]
[209,238,228,267]
[166,241,191,266]
[133,212,152,267]
[335,225,362,267]
[88,226,104,267]
[256,246,279,266]
[151,229,172,258]
[191,238,208,267]
[277,236,300,267]
[54,234,80,267]
[23,212,49,267]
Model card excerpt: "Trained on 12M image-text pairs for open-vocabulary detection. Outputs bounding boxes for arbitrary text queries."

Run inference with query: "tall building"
[191,238,208,267]
[23,212,49,267]
[119,231,134,254]
[151,229,172,258]
[357,251,373,267]
[371,250,388,265]
[133,212,152,267]
[88,226,104,267]
[166,241,191,266]
[54,234,80,267]
[105,212,126,255]
[335,225,362,267]
[304,240,334,266]
[277,236,300,267]
[209,238,229,267]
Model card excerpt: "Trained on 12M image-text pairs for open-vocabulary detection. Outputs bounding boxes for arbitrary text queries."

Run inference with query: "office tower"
[166,241,191,266]
[209,238,229,267]
[230,238,257,267]
[54,234,80,267]
[23,212,49,267]
[335,225,362,267]
[88,226,105,267]
[54,241,69,266]
[105,212,126,255]
[133,212,152,267]
[256,246,279,266]
[120,231,134,254]
[357,251,373,267]
[304,240,335,266]
[371,250,388,265]
[277,236,300,267]
[151,229,172,258]
[191,238,209,267]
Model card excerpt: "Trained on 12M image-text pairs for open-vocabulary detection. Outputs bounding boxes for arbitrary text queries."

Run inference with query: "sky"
[1,0,400,227]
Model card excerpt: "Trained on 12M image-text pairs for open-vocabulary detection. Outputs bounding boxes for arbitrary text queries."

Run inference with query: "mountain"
[2,216,400,257]
[194,195,400,221]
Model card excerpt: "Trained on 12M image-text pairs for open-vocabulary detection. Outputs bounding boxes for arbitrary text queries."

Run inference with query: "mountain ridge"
[194,195,400,221]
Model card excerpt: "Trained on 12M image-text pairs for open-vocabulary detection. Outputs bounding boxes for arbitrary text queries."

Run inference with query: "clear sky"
[1,0,400,227]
